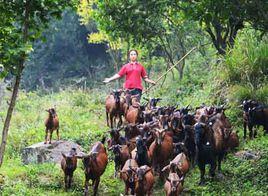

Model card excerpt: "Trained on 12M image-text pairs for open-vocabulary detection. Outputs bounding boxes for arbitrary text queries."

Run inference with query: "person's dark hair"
[128,49,138,57]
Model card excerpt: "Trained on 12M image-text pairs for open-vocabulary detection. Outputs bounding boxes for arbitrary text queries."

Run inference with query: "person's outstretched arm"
[103,74,121,83]
[144,76,156,85]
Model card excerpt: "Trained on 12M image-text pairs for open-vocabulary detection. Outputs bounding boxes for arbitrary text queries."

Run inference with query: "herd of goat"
[43,90,268,196]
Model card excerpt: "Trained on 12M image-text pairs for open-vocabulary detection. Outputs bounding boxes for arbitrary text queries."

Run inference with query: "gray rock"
[234,150,260,160]
[21,140,84,164]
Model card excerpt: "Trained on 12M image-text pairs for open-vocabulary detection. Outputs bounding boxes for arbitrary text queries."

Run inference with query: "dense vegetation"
[0,0,268,195]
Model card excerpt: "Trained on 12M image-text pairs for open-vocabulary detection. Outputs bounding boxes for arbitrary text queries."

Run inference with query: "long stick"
[143,46,197,95]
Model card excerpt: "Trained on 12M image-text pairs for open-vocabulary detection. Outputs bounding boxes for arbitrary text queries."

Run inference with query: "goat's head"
[62,148,77,168]
[46,108,57,118]
[112,89,122,104]
[166,173,184,193]
[153,128,167,145]
[180,104,191,115]
[136,136,147,154]
[109,144,122,157]
[173,142,187,155]
[132,166,151,182]
[159,115,170,130]
[123,167,137,183]
[149,98,161,108]
[108,127,123,139]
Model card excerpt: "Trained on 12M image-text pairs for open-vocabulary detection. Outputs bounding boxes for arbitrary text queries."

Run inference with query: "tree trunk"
[0,70,23,166]
[0,0,29,167]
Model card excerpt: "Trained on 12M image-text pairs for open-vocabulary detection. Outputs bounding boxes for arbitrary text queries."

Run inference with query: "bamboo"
[142,46,197,95]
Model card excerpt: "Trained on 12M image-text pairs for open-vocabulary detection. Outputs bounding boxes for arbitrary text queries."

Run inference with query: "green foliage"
[0,0,78,77]
[220,29,268,105]
[180,0,268,54]
[21,9,111,91]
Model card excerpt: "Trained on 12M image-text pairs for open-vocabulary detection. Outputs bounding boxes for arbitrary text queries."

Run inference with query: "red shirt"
[118,62,147,90]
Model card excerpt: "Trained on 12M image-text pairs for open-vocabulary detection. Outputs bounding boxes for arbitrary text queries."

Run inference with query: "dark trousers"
[126,88,142,106]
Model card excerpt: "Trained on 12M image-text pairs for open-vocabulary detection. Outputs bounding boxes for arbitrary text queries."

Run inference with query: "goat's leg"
[56,128,60,141]
[49,131,52,144]
[84,175,89,196]
[264,125,268,135]
[118,115,123,128]
[44,129,48,144]
[64,175,68,190]
[124,184,129,195]
[68,173,73,189]
[217,153,224,172]
[249,124,253,139]
[198,163,205,185]
[209,160,216,178]
[93,177,100,196]
[243,121,247,139]
[110,114,113,128]
[106,112,109,127]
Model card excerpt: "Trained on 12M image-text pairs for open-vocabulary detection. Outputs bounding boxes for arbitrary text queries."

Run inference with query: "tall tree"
[0,0,77,167]
[179,0,268,55]
[87,0,206,79]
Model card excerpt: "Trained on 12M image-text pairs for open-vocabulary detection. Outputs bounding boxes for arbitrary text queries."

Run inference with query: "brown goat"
[44,108,59,144]
[149,129,173,178]
[125,95,145,124]
[226,131,239,151]
[132,165,154,196]
[120,159,138,195]
[109,144,130,177]
[79,140,108,196]
[162,152,190,181]
[164,172,184,196]
[105,90,124,128]
[61,148,78,190]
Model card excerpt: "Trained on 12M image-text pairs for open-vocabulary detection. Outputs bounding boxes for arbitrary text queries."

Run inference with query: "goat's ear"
[119,170,125,174]
[173,142,179,148]
[166,177,171,182]
[161,165,169,172]
[179,176,184,182]
[62,153,66,159]
[145,167,152,174]
[76,152,87,159]
[130,167,136,173]
[91,152,98,159]
[45,109,49,112]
